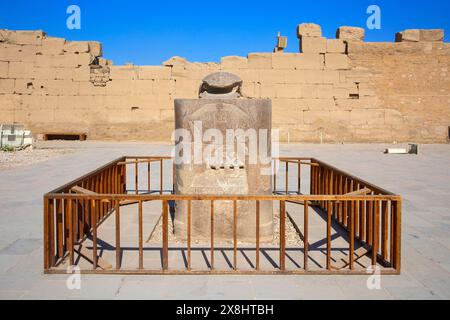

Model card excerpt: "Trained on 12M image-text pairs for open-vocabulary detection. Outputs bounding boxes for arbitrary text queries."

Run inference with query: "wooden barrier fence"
[43,156,401,275]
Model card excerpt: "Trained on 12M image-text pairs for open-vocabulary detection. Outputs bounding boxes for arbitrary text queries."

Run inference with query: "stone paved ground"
[0,142,449,299]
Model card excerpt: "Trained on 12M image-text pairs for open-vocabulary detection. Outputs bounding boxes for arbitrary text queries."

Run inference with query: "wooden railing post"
[304,200,308,271]
[279,200,286,271]
[162,200,169,270]
[394,199,402,272]
[381,200,388,260]
[187,200,191,271]
[233,200,238,270]
[115,200,121,269]
[67,199,74,266]
[372,200,380,266]
[135,160,139,194]
[285,161,289,195]
[273,160,277,193]
[91,199,98,269]
[256,200,260,270]
[160,159,163,195]
[56,199,63,260]
[326,201,331,270]
[210,200,214,270]
[148,162,151,193]
[138,200,143,270]
[43,197,54,270]
[349,200,354,269]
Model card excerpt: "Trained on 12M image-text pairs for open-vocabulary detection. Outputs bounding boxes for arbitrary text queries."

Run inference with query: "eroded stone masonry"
[0,24,449,143]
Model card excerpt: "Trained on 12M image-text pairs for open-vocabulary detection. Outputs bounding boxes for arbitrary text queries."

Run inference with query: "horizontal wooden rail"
[45,193,401,201]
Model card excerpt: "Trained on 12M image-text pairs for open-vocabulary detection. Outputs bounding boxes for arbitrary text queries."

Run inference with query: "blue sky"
[1,0,449,65]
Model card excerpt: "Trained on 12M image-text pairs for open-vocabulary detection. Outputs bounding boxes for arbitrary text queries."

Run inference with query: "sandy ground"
[0,147,76,170]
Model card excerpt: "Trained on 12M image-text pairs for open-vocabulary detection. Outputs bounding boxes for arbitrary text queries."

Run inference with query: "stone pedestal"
[173,72,273,242]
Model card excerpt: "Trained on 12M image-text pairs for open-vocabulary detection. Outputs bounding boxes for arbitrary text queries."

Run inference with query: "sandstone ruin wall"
[0,26,449,143]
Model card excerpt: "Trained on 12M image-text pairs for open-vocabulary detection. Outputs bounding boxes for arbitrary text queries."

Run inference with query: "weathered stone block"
[316,84,334,98]
[22,94,57,110]
[272,98,301,124]
[56,54,92,67]
[221,56,248,69]
[343,68,372,83]
[323,70,340,84]
[329,110,351,123]
[163,56,188,67]
[240,81,256,97]
[345,40,364,54]
[18,45,39,62]
[272,53,323,70]
[98,57,113,66]
[303,110,330,124]
[0,61,8,78]
[35,53,93,68]
[54,67,75,80]
[18,79,48,94]
[325,53,349,69]
[0,44,39,62]
[137,66,171,80]
[336,26,365,41]
[41,79,79,95]
[34,54,54,67]
[8,61,34,78]
[174,79,198,97]
[110,66,137,80]
[326,39,346,53]
[297,53,324,69]
[77,81,107,95]
[258,69,285,83]
[72,66,91,82]
[298,84,318,98]
[174,97,273,242]
[0,30,44,45]
[385,109,404,125]
[300,36,327,53]
[358,83,376,96]
[350,109,385,125]
[0,79,14,93]
[297,23,322,38]
[132,79,154,95]
[64,41,89,53]
[0,94,22,114]
[283,70,306,83]
[159,108,174,121]
[0,45,16,61]
[335,97,382,110]
[396,29,420,42]
[105,79,133,95]
[395,29,444,42]
[259,83,276,98]
[276,83,302,98]
[302,70,324,84]
[32,66,56,80]
[302,98,335,110]
[41,37,65,55]
[247,53,272,69]
[332,83,358,99]
[88,41,102,56]
[152,79,175,94]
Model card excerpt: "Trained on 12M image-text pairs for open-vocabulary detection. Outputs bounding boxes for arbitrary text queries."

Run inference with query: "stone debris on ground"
[0,147,76,170]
